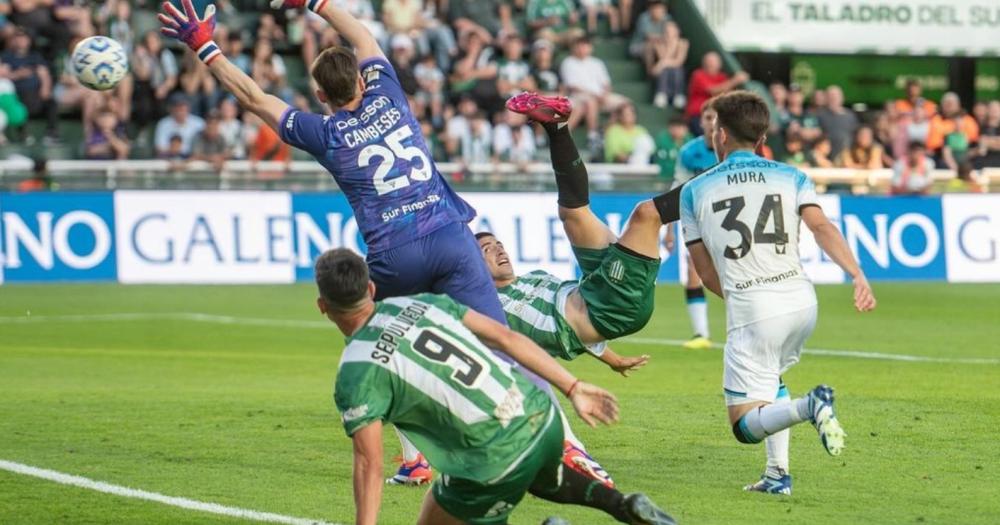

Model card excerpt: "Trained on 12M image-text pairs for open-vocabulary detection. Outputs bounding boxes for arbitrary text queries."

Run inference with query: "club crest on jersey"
[607,258,626,283]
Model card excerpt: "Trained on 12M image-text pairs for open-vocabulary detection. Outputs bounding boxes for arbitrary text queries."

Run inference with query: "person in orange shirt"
[926,92,979,171]
[246,111,290,180]
[894,79,937,117]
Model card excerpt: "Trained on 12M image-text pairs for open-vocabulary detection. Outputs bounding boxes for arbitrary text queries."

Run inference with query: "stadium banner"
[0,192,117,283]
[696,0,1000,55]
[113,191,295,284]
[839,196,946,281]
[789,55,949,104]
[1,191,999,283]
[941,194,1000,282]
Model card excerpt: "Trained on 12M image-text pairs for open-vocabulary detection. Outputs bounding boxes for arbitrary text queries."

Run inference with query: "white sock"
[741,398,809,442]
[688,300,709,338]
[764,392,791,476]
[560,408,586,451]
[396,427,421,463]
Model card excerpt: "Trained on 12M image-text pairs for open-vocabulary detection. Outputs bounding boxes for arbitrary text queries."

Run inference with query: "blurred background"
[0,0,995,193]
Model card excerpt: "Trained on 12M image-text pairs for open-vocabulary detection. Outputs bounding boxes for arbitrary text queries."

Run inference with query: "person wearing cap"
[154,94,205,158]
[530,39,560,95]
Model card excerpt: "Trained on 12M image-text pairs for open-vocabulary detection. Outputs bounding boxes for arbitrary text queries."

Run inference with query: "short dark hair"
[314,248,370,311]
[311,46,359,107]
[707,91,770,146]
[908,140,927,152]
[474,232,496,241]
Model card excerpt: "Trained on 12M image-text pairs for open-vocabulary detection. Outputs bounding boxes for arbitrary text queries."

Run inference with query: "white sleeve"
[794,169,819,212]
[679,184,702,243]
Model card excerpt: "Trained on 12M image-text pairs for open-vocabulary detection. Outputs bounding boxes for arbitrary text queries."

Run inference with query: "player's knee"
[731,420,761,444]
[630,200,660,226]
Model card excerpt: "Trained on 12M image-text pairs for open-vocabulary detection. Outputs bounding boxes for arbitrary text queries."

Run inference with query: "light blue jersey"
[672,136,718,188]
[680,150,818,328]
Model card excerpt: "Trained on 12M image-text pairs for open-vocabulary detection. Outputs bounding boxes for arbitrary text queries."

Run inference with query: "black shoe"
[623,493,676,525]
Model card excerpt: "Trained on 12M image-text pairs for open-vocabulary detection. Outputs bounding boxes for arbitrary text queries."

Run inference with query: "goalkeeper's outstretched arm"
[207,58,288,131]
[271,0,384,61]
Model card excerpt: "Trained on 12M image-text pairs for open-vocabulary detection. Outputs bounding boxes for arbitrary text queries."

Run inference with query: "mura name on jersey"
[335,94,404,149]
[372,301,430,363]
[726,171,767,185]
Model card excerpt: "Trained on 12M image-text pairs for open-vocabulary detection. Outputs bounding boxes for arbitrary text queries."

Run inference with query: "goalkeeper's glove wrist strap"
[196,40,223,64]
[307,0,330,13]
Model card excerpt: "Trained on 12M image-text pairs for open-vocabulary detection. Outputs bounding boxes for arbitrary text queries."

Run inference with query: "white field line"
[623,337,1000,365]
[1,312,997,366]
[0,460,339,525]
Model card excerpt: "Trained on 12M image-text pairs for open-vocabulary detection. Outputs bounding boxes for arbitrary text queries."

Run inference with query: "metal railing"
[0,159,996,193]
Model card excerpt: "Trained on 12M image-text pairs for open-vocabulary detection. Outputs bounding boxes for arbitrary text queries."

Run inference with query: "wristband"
[566,379,580,398]
[196,40,223,65]
[307,0,330,12]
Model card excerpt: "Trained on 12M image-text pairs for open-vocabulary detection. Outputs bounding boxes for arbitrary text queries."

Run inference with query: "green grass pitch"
[1,283,998,525]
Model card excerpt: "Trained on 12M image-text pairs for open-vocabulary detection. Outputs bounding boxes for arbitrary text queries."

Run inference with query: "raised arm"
[462,309,619,428]
[801,206,876,312]
[271,0,383,61]
[159,0,288,131]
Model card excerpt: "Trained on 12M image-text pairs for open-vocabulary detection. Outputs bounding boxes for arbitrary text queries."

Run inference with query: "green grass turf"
[1,283,998,525]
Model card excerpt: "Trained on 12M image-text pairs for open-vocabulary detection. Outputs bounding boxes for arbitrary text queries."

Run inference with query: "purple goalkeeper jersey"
[278,57,474,253]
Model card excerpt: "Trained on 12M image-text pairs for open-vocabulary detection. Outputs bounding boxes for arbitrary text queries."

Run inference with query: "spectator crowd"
[0,0,995,194]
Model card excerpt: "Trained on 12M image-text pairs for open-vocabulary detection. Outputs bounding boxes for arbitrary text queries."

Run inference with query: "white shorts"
[723,305,818,406]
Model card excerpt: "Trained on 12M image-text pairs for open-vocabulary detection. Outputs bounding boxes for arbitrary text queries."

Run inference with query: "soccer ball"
[71,36,129,91]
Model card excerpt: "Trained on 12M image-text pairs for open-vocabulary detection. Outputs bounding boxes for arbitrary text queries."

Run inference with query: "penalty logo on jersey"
[607,258,626,284]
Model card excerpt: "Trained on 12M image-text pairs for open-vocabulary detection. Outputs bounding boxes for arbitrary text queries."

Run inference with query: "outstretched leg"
[508,92,617,250]
[530,466,676,525]
[518,91,685,261]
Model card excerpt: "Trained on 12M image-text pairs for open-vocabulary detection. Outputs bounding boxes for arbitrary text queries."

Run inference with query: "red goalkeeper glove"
[158,0,221,64]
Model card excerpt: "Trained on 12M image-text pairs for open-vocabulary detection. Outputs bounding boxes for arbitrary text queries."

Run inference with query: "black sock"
[544,123,590,208]
[685,286,705,300]
[652,183,684,224]
[529,464,631,523]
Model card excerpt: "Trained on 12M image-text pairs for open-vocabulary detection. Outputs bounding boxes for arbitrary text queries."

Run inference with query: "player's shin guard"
[530,464,631,523]
[765,384,791,476]
[544,122,590,209]
[734,395,810,444]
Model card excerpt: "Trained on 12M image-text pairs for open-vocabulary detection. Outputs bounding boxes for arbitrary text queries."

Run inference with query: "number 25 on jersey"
[359,126,432,195]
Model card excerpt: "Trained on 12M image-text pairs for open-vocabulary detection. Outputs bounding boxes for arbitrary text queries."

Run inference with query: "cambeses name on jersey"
[680,151,818,328]
[278,58,474,253]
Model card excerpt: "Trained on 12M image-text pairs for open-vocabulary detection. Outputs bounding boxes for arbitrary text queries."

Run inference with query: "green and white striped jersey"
[496,271,606,361]
[334,293,555,484]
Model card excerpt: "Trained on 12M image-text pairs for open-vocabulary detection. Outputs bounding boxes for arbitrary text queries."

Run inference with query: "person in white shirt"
[559,36,628,149]
[154,95,205,158]
[681,90,876,496]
